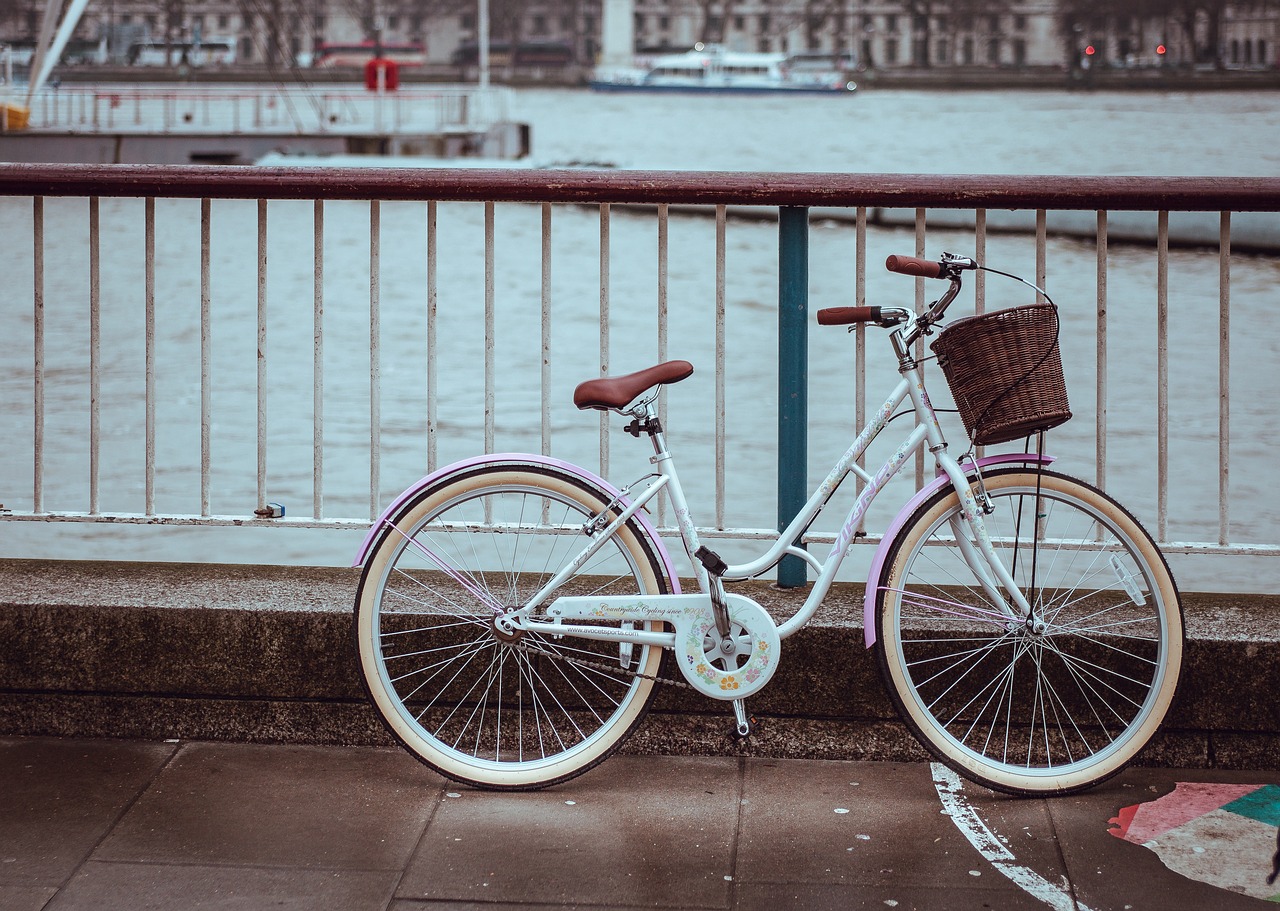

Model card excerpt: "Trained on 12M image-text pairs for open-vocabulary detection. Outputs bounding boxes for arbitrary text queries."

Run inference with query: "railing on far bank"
[20,84,514,135]
[1,164,1277,585]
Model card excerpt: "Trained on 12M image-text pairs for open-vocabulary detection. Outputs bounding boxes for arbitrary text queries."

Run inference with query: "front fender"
[863,453,1054,648]
[352,452,682,594]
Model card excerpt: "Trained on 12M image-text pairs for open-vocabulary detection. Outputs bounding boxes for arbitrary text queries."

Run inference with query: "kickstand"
[732,699,754,738]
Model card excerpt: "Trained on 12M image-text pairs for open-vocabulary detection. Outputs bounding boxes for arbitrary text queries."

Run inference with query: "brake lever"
[939,253,978,275]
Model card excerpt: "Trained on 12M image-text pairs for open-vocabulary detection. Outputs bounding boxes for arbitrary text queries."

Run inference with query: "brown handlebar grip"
[885,255,945,279]
[817,307,879,326]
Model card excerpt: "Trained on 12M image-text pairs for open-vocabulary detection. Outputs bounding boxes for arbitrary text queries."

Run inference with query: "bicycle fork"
[900,351,1037,626]
[936,454,1037,624]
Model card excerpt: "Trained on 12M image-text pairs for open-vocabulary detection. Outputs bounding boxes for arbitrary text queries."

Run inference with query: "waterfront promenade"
[4,735,1280,910]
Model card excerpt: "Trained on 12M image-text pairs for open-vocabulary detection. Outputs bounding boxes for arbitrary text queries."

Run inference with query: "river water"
[518,87,1280,175]
[1,87,1277,591]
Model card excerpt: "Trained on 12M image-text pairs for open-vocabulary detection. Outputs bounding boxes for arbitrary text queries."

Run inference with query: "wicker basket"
[930,304,1072,446]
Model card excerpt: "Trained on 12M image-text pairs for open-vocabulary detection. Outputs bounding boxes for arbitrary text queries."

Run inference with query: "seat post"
[627,398,733,640]
[623,399,666,452]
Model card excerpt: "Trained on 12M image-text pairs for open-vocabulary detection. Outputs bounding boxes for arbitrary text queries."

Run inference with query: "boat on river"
[590,44,856,95]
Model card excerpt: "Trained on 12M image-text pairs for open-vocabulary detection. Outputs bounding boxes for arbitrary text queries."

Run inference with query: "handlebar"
[817,253,1048,348]
[885,253,978,279]
[816,306,880,326]
[817,252,978,335]
[884,255,945,279]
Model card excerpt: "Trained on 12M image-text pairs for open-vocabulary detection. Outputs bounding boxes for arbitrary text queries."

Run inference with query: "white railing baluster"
[1035,209,1046,304]
[1096,210,1108,491]
[1220,211,1231,546]
[426,200,438,473]
[541,202,552,459]
[974,209,987,460]
[715,204,726,530]
[200,198,212,517]
[975,209,987,315]
[257,199,268,513]
[541,201,553,525]
[915,208,926,489]
[854,206,867,536]
[370,199,382,519]
[599,203,610,479]
[145,198,156,516]
[313,199,324,520]
[657,203,669,527]
[1157,211,1169,542]
[89,196,100,515]
[32,197,44,514]
[484,201,495,457]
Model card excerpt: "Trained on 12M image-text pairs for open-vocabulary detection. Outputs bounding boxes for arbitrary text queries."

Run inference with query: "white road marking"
[932,763,1094,911]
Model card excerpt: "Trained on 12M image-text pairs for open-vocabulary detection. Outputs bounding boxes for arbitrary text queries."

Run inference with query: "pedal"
[732,699,754,738]
[695,545,728,577]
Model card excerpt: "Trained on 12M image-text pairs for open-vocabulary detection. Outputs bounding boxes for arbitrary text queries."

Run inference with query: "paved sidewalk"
[3,736,1279,911]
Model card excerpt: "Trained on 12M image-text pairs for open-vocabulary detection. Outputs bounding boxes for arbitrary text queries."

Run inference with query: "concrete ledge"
[1,559,1277,769]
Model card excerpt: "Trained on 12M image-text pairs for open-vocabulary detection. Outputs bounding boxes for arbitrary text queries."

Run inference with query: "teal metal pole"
[777,207,808,588]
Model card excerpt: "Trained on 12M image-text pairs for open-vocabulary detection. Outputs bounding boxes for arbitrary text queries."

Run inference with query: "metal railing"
[1,164,1277,583]
[22,85,513,135]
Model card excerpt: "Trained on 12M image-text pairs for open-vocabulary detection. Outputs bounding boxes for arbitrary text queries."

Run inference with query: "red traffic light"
[1084,45,1096,56]
[1156,44,1167,55]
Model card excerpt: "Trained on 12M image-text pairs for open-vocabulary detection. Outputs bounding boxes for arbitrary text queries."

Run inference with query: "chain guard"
[675,597,779,699]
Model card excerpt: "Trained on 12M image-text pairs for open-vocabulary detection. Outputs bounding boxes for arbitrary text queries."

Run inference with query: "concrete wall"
[2,559,1278,768]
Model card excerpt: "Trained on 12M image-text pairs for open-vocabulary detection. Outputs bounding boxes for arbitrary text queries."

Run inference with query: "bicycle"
[352,252,1184,797]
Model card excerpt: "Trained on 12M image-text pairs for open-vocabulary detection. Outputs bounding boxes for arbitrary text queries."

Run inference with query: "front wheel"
[874,468,1183,796]
[354,464,670,790]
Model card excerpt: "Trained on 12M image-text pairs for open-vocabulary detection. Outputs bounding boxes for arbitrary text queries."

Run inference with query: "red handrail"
[2,163,1280,211]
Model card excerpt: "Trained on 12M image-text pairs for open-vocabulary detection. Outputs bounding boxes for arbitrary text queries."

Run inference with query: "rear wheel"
[874,468,1183,796]
[355,465,669,790]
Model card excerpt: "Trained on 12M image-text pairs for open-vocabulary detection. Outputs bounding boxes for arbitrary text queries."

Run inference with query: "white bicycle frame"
[508,307,1035,650]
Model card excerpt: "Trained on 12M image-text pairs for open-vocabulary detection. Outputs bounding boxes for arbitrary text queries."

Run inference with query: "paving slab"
[398,754,739,909]
[94,741,441,870]
[736,759,1062,909]
[734,882,1050,911]
[0,885,59,911]
[0,737,175,887]
[46,862,400,911]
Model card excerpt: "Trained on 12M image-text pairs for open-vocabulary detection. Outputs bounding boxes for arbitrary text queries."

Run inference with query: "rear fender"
[352,452,682,594]
[863,453,1054,648]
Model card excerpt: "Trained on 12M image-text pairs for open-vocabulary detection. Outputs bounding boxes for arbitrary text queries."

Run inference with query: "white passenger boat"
[590,44,857,95]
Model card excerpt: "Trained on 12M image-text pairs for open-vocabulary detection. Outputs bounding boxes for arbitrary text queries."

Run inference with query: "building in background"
[1,1,1276,73]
